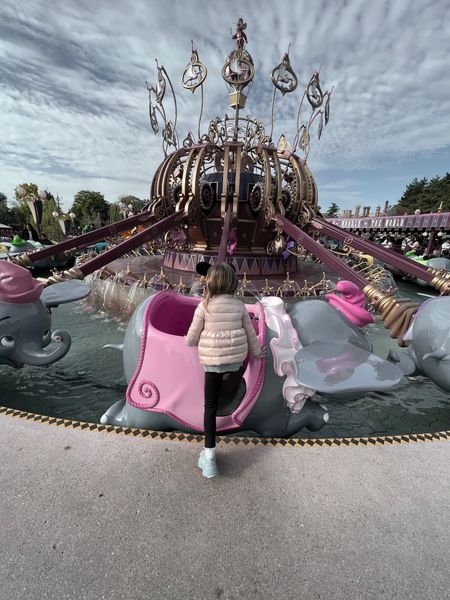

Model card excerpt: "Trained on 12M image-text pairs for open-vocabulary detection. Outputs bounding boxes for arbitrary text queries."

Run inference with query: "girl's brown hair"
[204,263,238,309]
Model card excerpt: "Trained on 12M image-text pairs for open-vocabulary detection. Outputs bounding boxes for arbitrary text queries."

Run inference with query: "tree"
[109,203,121,223]
[118,195,146,212]
[0,193,10,225]
[393,173,450,214]
[5,201,28,231]
[109,195,147,223]
[325,202,340,218]
[0,192,9,218]
[70,190,109,227]
[40,192,64,242]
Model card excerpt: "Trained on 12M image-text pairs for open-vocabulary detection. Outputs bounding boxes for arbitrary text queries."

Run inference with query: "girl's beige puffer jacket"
[185,294,262,366]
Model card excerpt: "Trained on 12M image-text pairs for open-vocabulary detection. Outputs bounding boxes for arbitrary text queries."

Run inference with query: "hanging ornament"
[318,113,324,139]
[271,51,298,95]
[306,72,323,109]
[324,94,331,124]
[181,43,207,92]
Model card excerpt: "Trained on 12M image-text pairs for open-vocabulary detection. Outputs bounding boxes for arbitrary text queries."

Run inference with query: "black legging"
[204,372,227,448]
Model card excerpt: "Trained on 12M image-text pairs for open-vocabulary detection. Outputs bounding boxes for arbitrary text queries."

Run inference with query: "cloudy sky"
[1,0,449,212]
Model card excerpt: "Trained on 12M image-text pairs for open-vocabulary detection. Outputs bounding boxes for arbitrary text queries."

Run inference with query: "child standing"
[185,263,263,478]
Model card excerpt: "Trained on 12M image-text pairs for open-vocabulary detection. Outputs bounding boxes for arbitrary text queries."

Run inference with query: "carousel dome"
[143,18,330,275]
[147,120,319,257]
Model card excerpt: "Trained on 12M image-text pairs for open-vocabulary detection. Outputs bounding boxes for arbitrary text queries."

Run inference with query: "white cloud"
[0,0,449,211]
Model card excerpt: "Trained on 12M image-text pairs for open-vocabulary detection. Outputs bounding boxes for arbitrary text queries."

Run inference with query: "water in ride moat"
[1,279,448,439]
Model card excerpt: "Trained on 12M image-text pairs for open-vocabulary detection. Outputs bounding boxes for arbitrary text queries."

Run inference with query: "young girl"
[185,263,263,478]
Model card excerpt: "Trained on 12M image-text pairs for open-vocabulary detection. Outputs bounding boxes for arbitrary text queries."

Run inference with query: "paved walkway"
[0,414,449,600]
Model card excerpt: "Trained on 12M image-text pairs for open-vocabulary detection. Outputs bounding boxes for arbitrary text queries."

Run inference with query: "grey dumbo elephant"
[0,263,90,368]
[416,257,450,286]
[387,296,450,392]
[101,289,403,437]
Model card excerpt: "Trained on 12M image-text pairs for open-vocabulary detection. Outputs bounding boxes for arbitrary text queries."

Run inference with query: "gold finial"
[236,272,251,297]
[363,283,421,344]
[41,266,85,287]
[276,272,301,297]
[430,271,450,294]
[260,278,274,296]
[177,276,187,294]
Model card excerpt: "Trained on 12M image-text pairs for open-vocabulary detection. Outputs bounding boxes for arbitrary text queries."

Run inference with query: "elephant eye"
[0,336,15,348]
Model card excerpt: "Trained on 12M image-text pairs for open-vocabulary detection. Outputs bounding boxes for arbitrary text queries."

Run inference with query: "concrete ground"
[0,414,449,600]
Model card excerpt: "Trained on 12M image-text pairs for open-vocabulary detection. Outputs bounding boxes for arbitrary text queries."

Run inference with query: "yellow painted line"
[0,405,448,447]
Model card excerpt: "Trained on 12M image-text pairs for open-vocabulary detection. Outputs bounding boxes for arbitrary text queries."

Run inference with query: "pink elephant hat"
[325,280,375,327]
[0,262,44,304]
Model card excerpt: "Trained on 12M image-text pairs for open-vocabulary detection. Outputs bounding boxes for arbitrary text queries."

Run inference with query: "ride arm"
[44,211,184,284]
[11,210,156,268]
[273,215,368,288]
[310,218,435,284]
[273,214,420,343]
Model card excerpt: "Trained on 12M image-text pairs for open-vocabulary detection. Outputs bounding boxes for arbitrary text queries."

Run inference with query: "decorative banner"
[58,217,67,236]
[25,199,43,226]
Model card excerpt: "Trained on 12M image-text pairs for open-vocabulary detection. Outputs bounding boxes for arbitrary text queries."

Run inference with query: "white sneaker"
[198,449,218,478]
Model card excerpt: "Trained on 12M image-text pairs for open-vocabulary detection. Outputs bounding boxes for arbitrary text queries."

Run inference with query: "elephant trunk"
[15,329,72,366]
[423,329,450,362]
[423,348,450,361]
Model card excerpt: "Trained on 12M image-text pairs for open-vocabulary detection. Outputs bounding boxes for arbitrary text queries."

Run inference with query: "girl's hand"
[256,346,267,359]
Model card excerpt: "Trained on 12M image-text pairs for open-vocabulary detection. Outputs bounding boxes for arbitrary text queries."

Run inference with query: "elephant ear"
[295,341,403,395]
[40,280,91,307]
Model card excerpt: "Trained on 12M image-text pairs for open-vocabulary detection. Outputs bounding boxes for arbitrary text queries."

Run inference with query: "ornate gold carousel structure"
[9,18,450,341]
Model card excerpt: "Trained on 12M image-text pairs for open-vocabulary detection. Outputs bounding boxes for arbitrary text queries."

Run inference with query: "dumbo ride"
[387,296,450,392]
[0,262,90,368]
[101,281,405,437]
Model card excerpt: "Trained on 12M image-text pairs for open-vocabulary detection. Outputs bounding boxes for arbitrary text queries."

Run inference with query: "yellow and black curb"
[0,405,449,448]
